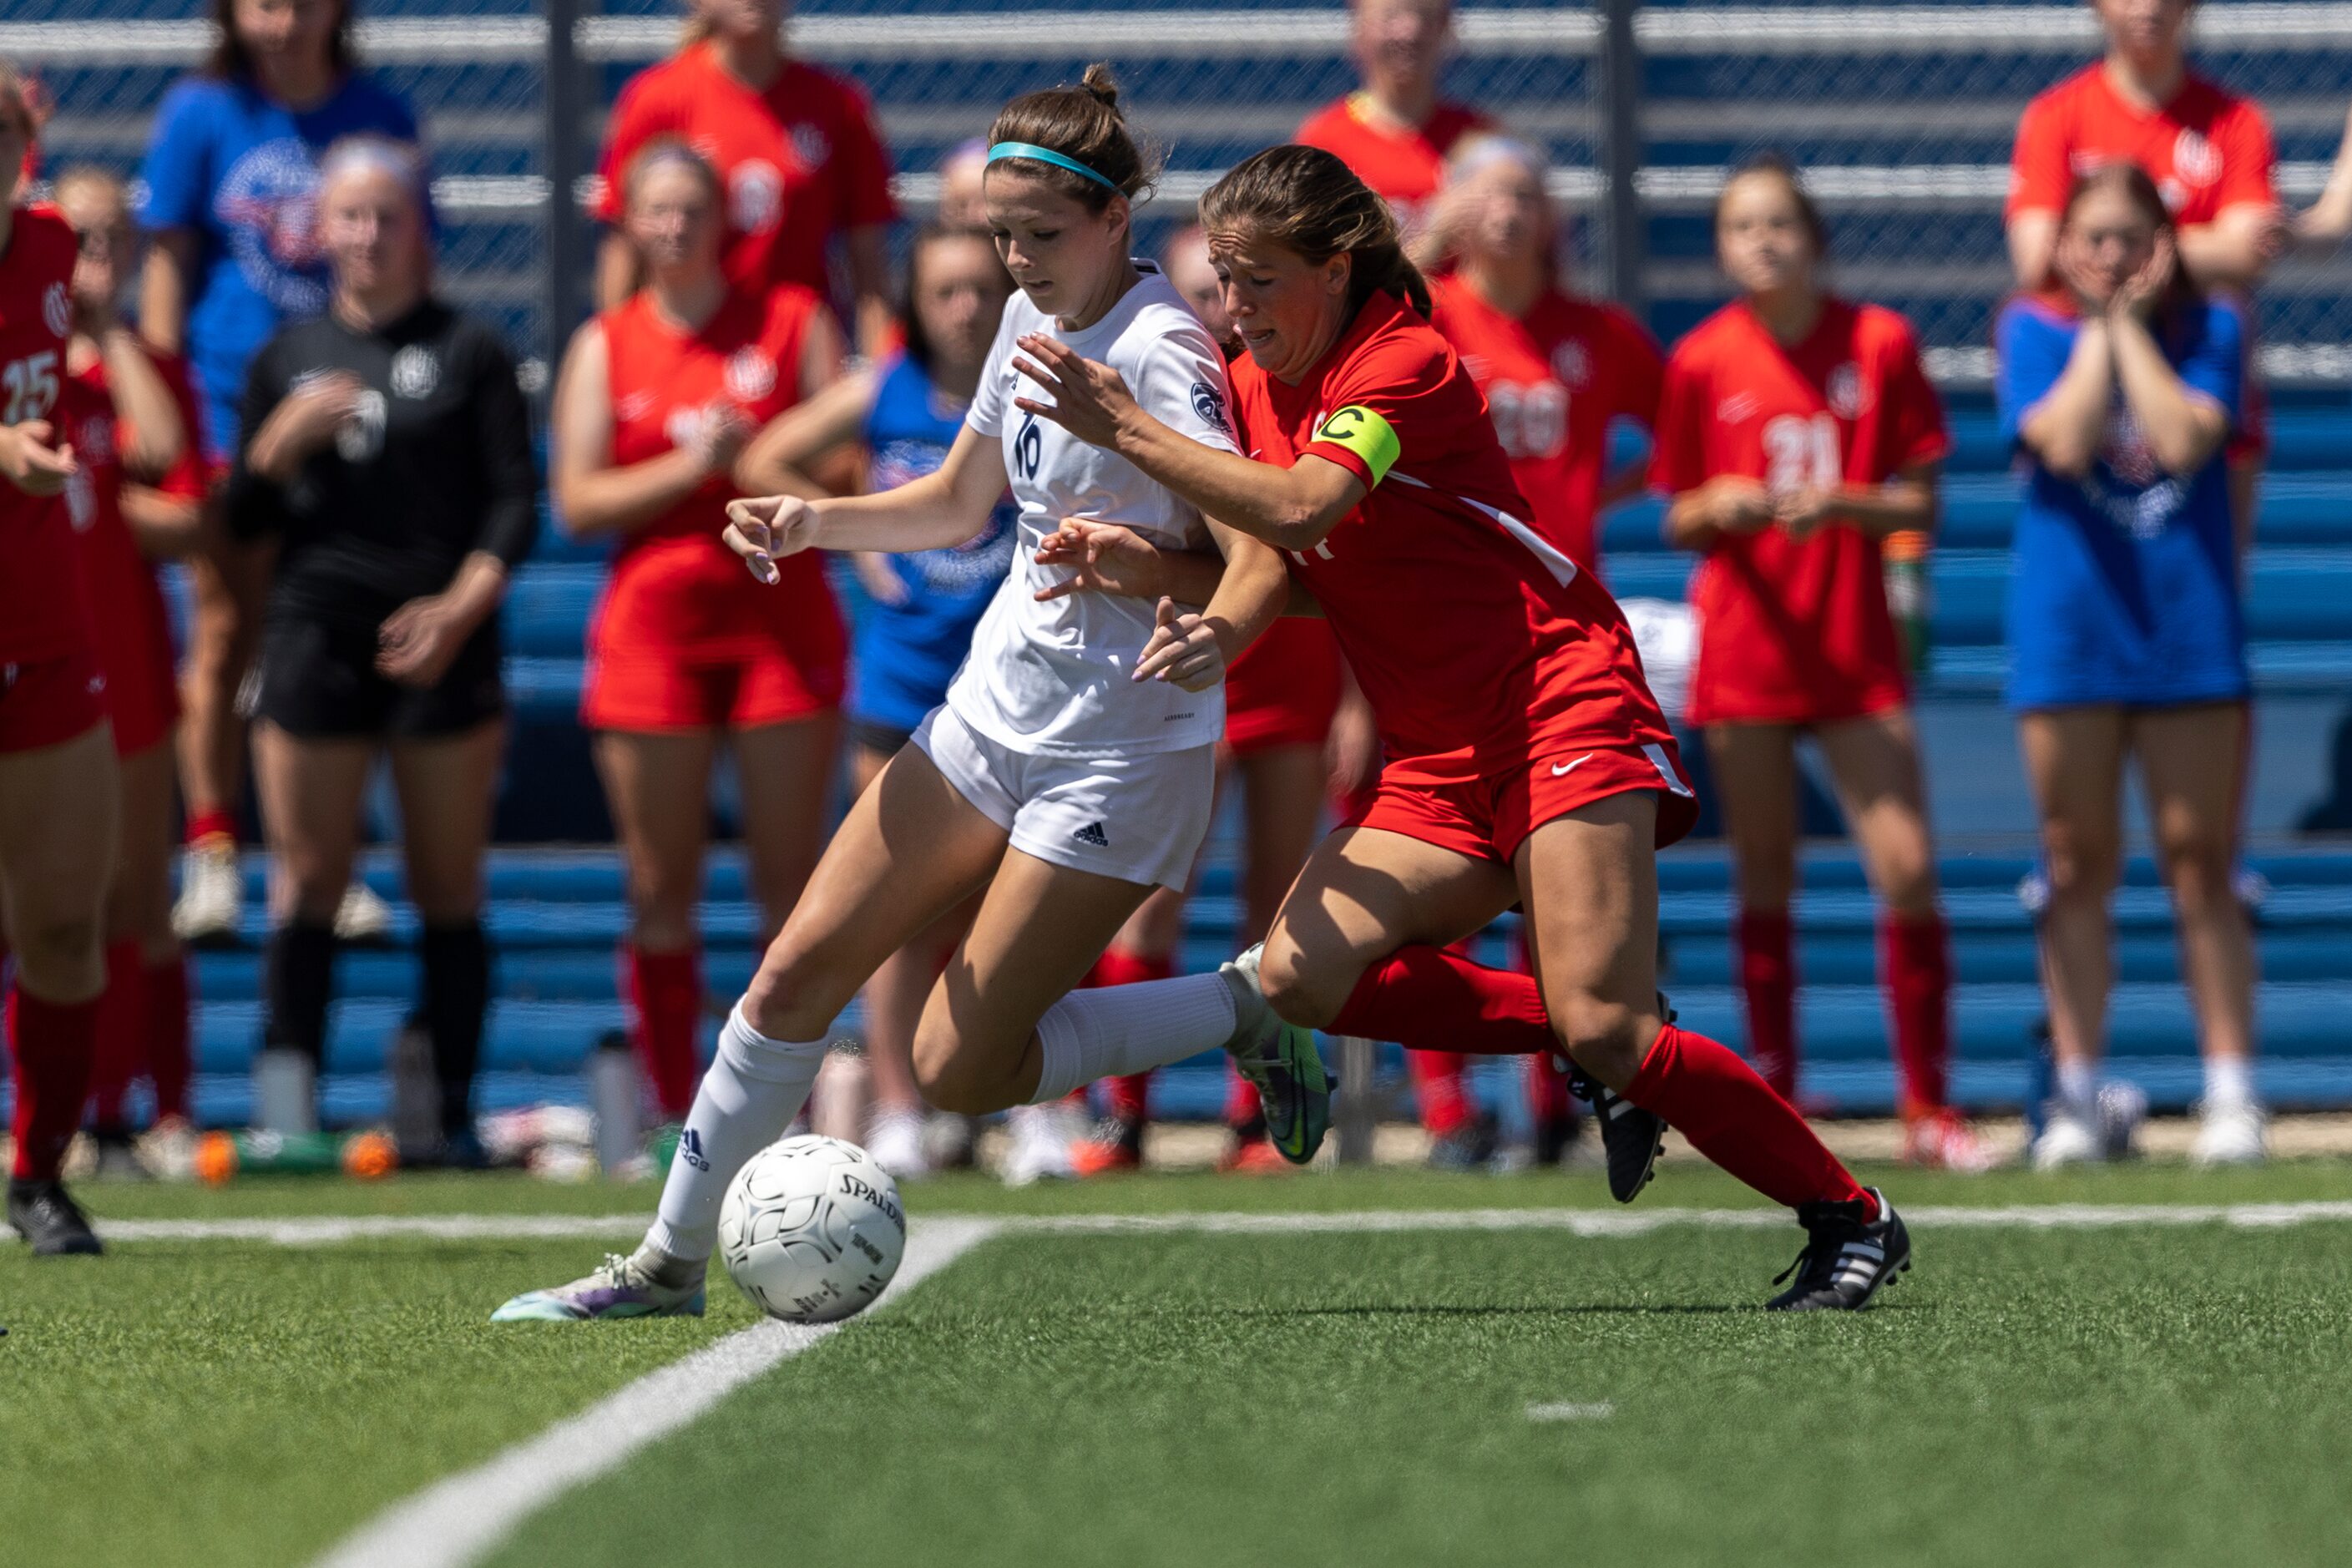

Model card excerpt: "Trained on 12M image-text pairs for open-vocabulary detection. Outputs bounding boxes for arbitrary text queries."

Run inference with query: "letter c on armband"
[1314,405,1400,486]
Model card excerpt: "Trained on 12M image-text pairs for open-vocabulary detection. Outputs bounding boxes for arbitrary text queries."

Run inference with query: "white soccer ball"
[717,1135,907,1323]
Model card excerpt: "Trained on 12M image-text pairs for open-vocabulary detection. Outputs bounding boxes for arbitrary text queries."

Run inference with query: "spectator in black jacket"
[230,136,538,1153]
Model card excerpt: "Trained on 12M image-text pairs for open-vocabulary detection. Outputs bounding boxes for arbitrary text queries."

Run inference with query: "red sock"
[144,954,193,1121]
[624,944,704,1121]
[184,807,236,851]
[1223,1060,1263,1131]
[1329,943,1555,1055]
[1627,1023,1870,1216]
[1525,1049,1573,1124]
[1883,913,1953,1119]
[1085,947,1172,1122]
[1407,1050,1475,1137]
[1737,909,1798,1098]
[7,985,101,1181]
[86,941,146,1127]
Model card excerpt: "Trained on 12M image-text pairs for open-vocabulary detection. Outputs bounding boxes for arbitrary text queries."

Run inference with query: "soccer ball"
[717,1135,907,1323]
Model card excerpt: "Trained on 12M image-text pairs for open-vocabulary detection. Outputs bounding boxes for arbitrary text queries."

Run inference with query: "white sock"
[2203,1055,2254,1110]
[646,1003,828,1264]
[1030,973,1238,1105]
[2054,1060,2098,1124]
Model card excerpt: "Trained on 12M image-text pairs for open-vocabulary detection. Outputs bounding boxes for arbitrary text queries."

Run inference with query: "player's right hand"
[1709,476,1776,533]
[1032,517,1166,603]
[0,420,77,497]
[723,493,819,584]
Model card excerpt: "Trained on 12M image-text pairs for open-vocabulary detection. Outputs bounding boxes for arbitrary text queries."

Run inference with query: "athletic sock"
[646,1003,829,1265]
[1737,908,1798,1098]
[184,807,236,852]
[421,923,491,1137]
[144,954,192,1121]
[1525,1048,1574,1125]
[624,943,704,1122]
[1086,948,1172,1124]
[263,920,337,1067]
[6,986,100,1181]
[1406,1051,1475,1138]
[1223,1060,1265,1135]
[1626,1022,1873,1217]
[1328,943,1556,1055]
[87,939,147,1127]
[1882,913,1952,1118]
[1030,973,1237,1105]
[2053,1060,2098,1124]
[2203,1054,2254,1110]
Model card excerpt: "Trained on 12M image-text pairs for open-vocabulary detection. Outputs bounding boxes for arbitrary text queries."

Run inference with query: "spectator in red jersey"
[1295,0,1491,248]
[554,141,846,1136]
[2006,0,2282,542]
[592,0,896,355]
[53,166,207,1179]
[1652,157,1984,1168]
[0,60,114,1255]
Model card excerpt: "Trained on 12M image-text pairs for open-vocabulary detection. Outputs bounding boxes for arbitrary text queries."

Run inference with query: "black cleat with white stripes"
[1565,991,1677,1204]
[1765,1186,1910,1312]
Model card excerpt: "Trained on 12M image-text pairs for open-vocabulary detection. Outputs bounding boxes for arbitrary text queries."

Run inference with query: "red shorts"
[0,648,110,754]
[1348,738,1698,865]
[1224,619,1343,756]
[583,638,847,732]
[98,626,179,756]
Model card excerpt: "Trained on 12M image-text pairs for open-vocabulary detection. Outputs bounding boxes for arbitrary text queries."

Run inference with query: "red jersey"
[60,346,203,739]
[1430,276,1664,576]
[0,205,91,665]
[2008,65,2276,225]
[1651,298,1950,726]
[594,283,835,658]
[1228,291,1672,784]
[1295,95,1490,241]
[593,47,897,298]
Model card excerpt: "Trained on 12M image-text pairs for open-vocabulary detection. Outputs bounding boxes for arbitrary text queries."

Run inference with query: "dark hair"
[899,224,1009,375]
[1714,152,1829,258]
[209,0,356,82]
[984,63,1156,214]
[2060,159,2201,314]
[1198,144,1433,319]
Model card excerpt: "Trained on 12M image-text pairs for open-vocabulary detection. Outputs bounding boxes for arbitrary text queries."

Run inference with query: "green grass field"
[8,1161,2352,1568]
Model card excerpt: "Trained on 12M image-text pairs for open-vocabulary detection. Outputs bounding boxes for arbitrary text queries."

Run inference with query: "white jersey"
[948,263,1239,757]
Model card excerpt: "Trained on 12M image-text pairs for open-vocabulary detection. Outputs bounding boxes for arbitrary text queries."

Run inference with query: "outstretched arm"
[723,424,1011,579]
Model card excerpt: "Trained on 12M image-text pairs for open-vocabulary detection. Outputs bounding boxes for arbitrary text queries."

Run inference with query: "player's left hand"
[376,594,472,687]
[1010,334,1136,449]
[1777,488,1837,540]
[1033,517,1166,602]
[1134,595,1227,691]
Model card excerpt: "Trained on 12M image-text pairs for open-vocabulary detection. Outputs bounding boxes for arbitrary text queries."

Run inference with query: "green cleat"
[491,1246,706,1323]
[1219,944,1331,1165]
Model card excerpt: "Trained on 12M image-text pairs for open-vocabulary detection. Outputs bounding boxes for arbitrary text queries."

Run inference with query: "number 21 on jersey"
[1762,412,1842,495]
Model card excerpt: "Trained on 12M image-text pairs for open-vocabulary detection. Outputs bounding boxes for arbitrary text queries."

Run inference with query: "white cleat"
[2192,1099,2269,1167]
[1001,1103,1078,1187]
[866,1107,931,1182]
[172,844,243,944]
[335,880,395,943]
[2031,1110,2105,1171]
[492,1243,706,1322]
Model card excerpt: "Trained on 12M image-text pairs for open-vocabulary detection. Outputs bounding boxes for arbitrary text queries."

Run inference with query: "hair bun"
[1080,62,1123,115]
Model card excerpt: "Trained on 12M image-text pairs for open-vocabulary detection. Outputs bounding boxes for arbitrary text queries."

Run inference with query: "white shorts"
[911,705,1215,890]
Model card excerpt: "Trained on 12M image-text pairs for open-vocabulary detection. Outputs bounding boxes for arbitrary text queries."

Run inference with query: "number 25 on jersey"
[2,352,60,425]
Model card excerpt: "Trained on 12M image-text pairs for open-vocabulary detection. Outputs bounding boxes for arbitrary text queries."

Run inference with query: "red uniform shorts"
[1348,738,1698,865]
[99,630,179,756]
[583,631,847,733]
[0,648,110,755]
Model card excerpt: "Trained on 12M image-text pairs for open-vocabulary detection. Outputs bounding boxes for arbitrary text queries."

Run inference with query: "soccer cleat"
[1070,1114,1143,1177]
[140,1115,200,1182]
[334,880,395,945]
[1765,1187,1910,1312]
[1216,1135,1292,1175]
[90,1129,152,1181]
[1217,944,1330,1165]
[1426,1110,1500,1173]
[1531,1109,1584,1168]
[1902,1108,1994,1173]
[865,1107,930,1181]
[491,1245,706,1322]
[7,1179,104,1257]
[171,843,243,946]
[1000,1103,1078,1186]
[2192,1099,2269,1167]
[2031,1110,2104,1171]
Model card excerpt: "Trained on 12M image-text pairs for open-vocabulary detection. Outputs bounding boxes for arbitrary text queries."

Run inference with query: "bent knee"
[13,913,107,1000]
[1550,996,1647,1085]
[908,1028,1018,1116]
[741,950,854,1043]
[1257,931,1348,1031]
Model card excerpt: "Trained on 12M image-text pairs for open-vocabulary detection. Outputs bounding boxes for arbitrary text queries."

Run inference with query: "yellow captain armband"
[1313,405,1401,486]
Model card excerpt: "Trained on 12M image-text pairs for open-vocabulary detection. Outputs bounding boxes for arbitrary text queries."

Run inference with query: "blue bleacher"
[19,2,2352,1128]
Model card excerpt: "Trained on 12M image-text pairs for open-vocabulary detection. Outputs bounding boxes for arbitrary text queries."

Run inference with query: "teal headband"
[987,141,1120,194]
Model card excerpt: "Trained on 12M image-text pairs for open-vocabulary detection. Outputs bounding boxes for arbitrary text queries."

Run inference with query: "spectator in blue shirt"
[136,0,422,949]
[1997,159,2263,1170]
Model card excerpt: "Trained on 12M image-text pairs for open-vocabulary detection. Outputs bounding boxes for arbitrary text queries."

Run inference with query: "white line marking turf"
[1526,1401,1616,1422]
[311,1217,1000,1568]
[99,1198,2352,1248]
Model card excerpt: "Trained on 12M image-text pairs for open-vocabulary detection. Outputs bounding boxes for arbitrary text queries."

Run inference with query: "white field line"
[98,1198,2352,1249]
[311,1217,1000,1568]
[1526,1400,1616,1422]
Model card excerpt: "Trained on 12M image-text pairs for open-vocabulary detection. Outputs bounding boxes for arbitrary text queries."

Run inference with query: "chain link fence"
[6,3,2351,390]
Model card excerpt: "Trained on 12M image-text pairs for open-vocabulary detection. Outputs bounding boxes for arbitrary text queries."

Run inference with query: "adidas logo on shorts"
[1070,821,1110,847]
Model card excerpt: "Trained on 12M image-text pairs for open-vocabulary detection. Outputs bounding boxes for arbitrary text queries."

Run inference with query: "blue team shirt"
[847,354,1019,733]
[137,72,422,460]
[1995,295,2248,711]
